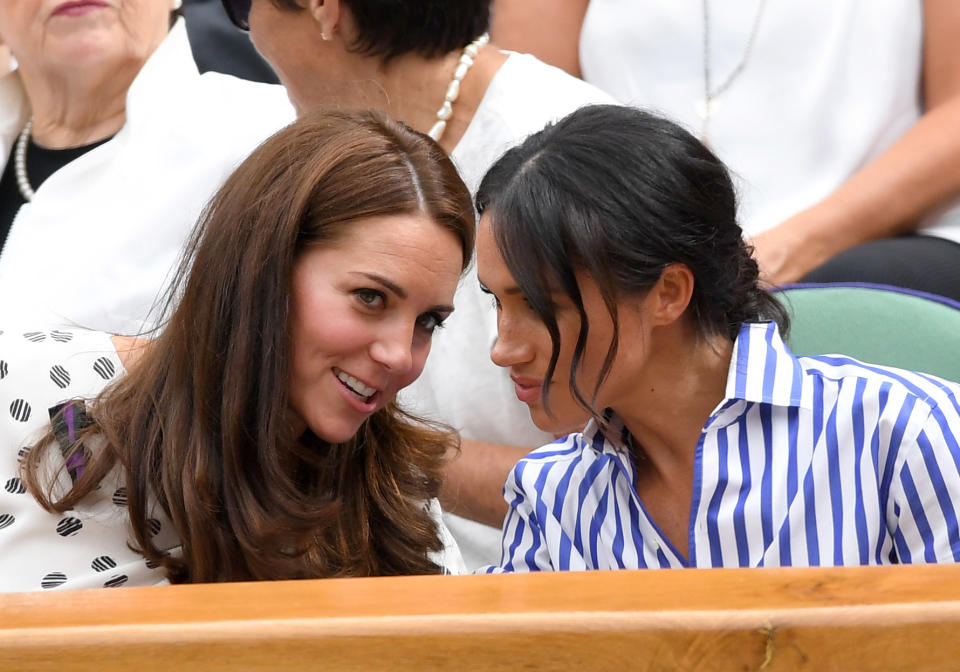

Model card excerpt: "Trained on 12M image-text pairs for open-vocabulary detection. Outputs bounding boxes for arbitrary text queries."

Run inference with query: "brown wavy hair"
[22,109,475,582]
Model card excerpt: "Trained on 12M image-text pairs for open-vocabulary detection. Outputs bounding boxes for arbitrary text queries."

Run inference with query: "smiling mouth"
[334,368,378,403]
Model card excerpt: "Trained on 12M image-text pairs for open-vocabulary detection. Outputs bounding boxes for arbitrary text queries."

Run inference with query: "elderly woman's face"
[0,0,171,77]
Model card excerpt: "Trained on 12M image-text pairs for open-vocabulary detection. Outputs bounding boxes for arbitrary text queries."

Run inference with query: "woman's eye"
[354,289,385,308]
[416,312,447,333]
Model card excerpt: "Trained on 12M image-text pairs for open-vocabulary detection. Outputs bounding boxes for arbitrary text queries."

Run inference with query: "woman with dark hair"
[490,1,960,299]
[476,105,960,571]
[0,109,474,591]
[216,0,615,568]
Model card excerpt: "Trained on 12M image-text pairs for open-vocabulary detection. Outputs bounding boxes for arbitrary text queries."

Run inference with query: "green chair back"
[775,283,960,383]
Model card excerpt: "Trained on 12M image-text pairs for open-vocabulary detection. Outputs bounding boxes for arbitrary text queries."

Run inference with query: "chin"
[529,405,592,436]
[310,421,365,445]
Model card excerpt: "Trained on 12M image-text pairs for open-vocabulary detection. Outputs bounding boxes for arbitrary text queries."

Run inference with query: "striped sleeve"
[889,397,960,563]
[497,459,555,572]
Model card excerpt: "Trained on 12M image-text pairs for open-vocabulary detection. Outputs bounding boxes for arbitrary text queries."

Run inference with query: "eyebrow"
[354,272,455,313]
[479,279,524,296]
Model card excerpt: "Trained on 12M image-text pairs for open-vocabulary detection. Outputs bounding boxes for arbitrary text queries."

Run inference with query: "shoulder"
[798,353,960,426]
[188,74,296,140]
[0,328,123,442]
[491,53,615,110]
[507,432,596,491]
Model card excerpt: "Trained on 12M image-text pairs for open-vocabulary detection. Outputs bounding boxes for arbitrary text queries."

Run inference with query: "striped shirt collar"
[585,321,812,454]
[726,321,814,411]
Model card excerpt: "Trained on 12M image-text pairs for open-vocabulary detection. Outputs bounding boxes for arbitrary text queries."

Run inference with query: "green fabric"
[777,286,960,383]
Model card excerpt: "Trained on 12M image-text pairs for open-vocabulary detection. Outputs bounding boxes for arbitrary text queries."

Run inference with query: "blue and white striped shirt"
[493,322,960,571]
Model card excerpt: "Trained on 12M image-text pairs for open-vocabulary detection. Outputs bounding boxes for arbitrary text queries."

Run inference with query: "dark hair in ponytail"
[476,104,788,413]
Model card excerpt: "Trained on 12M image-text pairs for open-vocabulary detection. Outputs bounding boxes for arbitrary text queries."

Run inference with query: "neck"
[17,59,138,148]
[614,321,733,480]
[293,41,507,154]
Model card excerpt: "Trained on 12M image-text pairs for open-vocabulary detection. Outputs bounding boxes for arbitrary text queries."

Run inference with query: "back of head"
[274,0,490,61]
[476,103,787,344]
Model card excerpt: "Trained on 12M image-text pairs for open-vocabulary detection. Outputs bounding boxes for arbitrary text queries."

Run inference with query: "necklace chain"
[428,33,489,143]
[700,0,768,144]
[14,118,35,202]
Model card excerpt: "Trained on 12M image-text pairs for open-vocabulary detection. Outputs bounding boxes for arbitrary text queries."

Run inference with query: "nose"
[490,317,534,369]
[369,322,415,374]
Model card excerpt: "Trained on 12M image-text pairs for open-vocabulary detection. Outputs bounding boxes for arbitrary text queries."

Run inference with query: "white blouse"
[579,0,960,243]
[0,328,176,593]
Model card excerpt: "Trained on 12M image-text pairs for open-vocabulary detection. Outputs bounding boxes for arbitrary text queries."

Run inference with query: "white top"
[0,21,295,334]
[400,53,615,569]
[579,0,960,243]
[0,328,464,592]
[488,322,960,572]
[0,328,178,592]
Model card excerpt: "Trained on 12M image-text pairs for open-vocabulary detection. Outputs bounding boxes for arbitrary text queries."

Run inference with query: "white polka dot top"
[0,329,177,593]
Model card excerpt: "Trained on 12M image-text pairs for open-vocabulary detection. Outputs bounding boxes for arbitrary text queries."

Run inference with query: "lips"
[52,0,108,17]
[333,367,381,414]
[511,375,543,404]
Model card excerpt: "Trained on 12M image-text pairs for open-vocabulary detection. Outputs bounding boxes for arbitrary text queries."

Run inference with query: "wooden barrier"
[3,565,960,671]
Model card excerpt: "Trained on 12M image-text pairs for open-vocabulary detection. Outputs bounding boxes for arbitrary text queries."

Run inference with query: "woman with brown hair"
[218,0,615,571]
[0,109,475,591]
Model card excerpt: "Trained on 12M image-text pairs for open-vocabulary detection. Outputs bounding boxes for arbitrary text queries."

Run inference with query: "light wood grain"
[3,566,960,671]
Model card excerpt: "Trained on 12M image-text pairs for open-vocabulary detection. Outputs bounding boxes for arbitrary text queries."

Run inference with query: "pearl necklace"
[14,118,35,202]
[427,33,489,142]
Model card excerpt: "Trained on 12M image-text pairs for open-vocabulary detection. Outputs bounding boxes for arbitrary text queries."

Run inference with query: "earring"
[172,0,182,9]
[321,31,332,41]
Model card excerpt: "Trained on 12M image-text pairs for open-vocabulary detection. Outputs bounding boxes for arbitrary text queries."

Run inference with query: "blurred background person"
[0,0,294,333]
[491,0,960,299]
[219,0,615,568]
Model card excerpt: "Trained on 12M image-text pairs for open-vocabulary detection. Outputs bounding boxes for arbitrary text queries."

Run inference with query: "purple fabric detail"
[774,282,960,312]
[64,404,76,443]
[65,452,85,479]
[62,403,85,479]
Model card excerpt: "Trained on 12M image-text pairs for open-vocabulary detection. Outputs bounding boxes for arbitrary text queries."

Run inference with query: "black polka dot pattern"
[41,572,67,589]
[103,574,129,588]
[92,357,116,380]
[49,365,71,389]
[4,478,25,495]
[9,399,31,422]
[56,517,83,537]
[1,329,177,590]
[145,557,162,570]
[91,556,117,572]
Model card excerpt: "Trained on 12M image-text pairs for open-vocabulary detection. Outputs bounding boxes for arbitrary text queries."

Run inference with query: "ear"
[645,263,694,327]
[305,0,341,39]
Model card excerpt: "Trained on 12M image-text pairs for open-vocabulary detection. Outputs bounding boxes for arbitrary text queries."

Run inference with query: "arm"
[490,0,590,77]
[439,438,532,527]
[752,0,960,284]
[889,400,960,564]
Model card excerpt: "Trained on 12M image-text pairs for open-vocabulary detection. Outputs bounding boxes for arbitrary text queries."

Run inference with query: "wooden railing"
[3,565,960,671]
